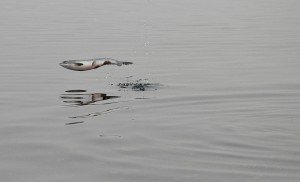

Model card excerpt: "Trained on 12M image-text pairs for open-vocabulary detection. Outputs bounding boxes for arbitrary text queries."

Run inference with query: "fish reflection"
[61,90,119,106]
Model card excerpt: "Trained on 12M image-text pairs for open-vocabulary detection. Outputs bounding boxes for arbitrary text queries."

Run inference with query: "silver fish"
[59,58,133,71]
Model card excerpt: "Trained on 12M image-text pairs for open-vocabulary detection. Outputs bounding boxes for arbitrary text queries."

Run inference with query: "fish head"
[59,60,85,71]
[59,61,72,69]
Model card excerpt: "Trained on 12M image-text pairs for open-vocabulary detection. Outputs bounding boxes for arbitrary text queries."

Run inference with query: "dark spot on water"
[132,83,145,91]
[65,121,85,125]
[65,90,86,93]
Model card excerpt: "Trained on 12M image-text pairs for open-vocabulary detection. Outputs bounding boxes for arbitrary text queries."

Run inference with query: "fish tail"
[102,58,133,66]
[114,60,133,66]
[122,61,133,65]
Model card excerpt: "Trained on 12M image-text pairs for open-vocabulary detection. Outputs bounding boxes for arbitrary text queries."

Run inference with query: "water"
[1,0,300,181]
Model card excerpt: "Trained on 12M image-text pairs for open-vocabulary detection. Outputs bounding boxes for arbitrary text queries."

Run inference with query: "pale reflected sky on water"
[0,0,300,181]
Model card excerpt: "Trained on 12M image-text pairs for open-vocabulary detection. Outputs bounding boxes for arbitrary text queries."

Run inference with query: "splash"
[117,79,161,91]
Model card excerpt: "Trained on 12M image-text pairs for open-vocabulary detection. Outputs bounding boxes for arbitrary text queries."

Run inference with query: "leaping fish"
[59,58,133,71]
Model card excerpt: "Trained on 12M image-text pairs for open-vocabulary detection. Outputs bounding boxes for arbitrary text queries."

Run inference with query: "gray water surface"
[1,0,300,181]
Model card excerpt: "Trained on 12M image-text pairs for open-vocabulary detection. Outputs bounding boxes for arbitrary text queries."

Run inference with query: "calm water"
[1,0,300,181]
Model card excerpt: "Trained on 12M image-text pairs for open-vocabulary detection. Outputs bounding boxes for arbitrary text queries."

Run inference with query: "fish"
[61,91,119,106]
[59,58,133,71]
